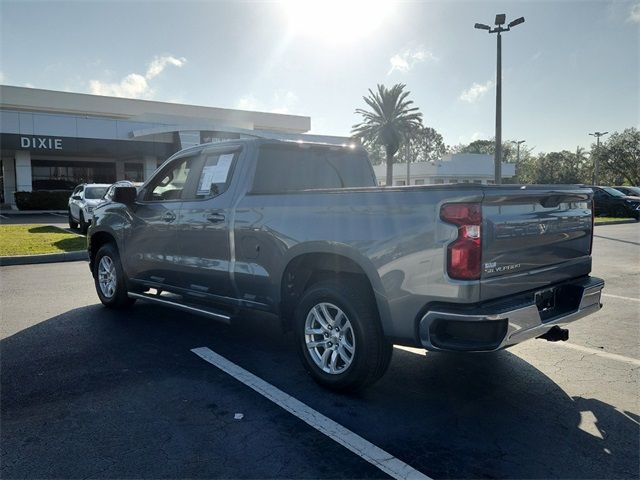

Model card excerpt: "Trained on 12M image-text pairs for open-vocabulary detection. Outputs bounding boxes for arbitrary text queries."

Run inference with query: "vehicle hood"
[84,199,102,207]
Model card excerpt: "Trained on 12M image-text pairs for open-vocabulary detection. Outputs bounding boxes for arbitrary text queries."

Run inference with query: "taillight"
[440,203,482,280]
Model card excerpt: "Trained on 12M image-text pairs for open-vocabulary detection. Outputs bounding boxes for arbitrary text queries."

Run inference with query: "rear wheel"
[294,279,392,392]
[68,209,78,229]
[93,243,135,309]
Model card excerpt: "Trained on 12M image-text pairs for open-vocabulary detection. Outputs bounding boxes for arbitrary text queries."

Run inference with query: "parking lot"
[1,223,638,479]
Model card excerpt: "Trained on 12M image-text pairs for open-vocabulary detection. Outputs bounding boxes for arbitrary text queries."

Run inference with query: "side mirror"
[113,186,137,205]
[72,195,82,200]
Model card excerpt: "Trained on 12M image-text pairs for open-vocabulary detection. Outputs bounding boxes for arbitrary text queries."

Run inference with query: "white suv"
[68,183,110,233]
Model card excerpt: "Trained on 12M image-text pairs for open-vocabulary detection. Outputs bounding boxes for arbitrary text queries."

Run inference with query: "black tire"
[79,212,88,234]
[294,278,392,392]
[93,243,135,309]
[68,209,78,229]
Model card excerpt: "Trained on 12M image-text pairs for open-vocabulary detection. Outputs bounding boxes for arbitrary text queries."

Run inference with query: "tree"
[594,128,640,186]
[451,138,517,162]
[396,126,447,164]
[352,84,422,185]
[514,147,593,184]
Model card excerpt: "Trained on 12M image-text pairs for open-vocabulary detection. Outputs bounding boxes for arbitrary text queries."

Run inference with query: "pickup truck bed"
[88,138,604,391]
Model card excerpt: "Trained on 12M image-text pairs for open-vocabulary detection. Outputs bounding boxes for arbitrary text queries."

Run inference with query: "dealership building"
[0,85,345,207]
[373,154,516,186]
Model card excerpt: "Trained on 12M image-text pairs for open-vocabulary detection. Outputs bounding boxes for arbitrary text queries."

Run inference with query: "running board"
[127,292,231,324]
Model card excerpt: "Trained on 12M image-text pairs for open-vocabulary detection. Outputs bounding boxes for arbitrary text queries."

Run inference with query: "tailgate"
[480,186,593,301]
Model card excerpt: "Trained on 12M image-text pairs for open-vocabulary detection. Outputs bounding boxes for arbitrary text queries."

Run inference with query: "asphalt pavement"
[1,223,638,479]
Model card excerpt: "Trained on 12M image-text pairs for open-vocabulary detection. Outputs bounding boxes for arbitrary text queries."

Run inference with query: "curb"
[0,250,88,266]
[594,219,638,226]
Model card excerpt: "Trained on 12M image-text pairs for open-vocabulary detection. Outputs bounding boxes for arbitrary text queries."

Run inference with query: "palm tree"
[352,84,422,186]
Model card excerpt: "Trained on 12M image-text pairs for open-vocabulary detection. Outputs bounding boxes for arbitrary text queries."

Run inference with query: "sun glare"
[282,0,396,44]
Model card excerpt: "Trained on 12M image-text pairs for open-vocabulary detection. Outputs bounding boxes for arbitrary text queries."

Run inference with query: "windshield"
[601,187,625,197]
[622,186,640,196]
[85,187,108,199]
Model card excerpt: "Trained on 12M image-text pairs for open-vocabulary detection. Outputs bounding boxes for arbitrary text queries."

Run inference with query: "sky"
[0,0,638,153]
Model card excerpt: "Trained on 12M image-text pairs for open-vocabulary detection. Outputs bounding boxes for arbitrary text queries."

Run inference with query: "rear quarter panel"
[233,186,484,341]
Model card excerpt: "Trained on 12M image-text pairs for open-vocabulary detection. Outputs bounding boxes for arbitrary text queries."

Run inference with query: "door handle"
[206,213,226,223]
[162,211,176,222]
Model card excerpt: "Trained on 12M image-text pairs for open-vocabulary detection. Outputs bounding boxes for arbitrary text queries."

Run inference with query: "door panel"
[124,202,182,286]
[174,150,239,301]
[123,154,199,289]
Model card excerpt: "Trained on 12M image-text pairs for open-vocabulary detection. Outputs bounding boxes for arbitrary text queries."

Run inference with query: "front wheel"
[79,212,88,234]
[93,243,135,309]
[294,279,392,392]
[68,209,78,229]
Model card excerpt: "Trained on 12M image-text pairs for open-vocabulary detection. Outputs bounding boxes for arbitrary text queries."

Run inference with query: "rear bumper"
[418,276,604,352]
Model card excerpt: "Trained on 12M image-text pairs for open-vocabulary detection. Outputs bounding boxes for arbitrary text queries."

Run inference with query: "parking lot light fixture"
[589,131,609,185]
[511,140,526,164]
[474,13,525,184]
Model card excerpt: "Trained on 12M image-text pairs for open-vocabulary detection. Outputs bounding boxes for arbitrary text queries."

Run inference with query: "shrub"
[14,190,73,210]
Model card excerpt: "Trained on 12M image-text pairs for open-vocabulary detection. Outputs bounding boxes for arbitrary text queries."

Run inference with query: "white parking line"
[603,293,640,303]
[548,342,640,367]
[395,341,640,368]
[191,347,431,480]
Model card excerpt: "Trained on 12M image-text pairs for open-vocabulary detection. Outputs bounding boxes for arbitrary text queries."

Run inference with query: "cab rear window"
[251,145,376,194]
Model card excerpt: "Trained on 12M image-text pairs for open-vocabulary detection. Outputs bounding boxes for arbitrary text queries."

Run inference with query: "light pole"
[589,131,608,185]
[511,140,525,163]
[475,14,525,185]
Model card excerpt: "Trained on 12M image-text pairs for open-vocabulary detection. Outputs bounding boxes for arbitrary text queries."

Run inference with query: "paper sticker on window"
[197,154,234,196]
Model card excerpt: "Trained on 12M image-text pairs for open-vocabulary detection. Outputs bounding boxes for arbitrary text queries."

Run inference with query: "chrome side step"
[127,292,231,324]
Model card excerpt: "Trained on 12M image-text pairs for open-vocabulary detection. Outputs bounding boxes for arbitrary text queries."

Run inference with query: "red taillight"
[440,203,482,280]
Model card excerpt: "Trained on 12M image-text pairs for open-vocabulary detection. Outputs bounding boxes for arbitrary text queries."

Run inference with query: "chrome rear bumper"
[418,276,604,351]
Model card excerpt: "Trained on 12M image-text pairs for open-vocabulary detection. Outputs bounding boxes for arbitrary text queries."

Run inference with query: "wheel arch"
[88,230,119,273]
[279,243,391,334]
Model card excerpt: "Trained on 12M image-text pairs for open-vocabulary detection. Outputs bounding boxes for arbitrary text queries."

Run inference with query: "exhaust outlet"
[537,326,569,342]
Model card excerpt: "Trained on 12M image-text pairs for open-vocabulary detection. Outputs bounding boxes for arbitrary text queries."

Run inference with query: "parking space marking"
[395,341,640,367]
[394,345,426,355]
[191,347,431,480]
[603,293,640,303]
[548,342,640,367]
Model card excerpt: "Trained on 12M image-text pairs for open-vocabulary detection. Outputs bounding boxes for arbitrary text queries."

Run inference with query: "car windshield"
[601,187,625,197]
[621,186,640,196]
[85,187,108,199]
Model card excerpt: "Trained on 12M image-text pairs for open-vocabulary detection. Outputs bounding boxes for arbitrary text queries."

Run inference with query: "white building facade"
[372,153,516,186]
[0,86,347,208]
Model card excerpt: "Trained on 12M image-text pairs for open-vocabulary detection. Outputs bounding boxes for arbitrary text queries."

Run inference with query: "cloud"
[471,131,486,141]
[629,3,640,23]
[236,90,298,114]
[388,47,436,75]
[146,55,186,79]
[459,79,495,103]
[88,55,186,99]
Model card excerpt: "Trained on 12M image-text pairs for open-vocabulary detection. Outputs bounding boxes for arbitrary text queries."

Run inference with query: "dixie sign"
[20,136,63,150]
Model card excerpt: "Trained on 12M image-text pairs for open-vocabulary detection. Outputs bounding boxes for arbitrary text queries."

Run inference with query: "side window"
[145,157,194,201]
[195,152,237,199]
[252,146,342,193]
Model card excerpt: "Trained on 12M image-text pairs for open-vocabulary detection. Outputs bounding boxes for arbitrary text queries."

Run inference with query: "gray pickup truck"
[88,138,604,391]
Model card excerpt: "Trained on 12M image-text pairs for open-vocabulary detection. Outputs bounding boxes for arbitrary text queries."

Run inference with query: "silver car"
[68,183,110,233]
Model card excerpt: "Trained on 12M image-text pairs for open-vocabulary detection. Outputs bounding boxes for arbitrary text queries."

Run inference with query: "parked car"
[68,183,110,233]
[88,139,604,391]
[611,185,640,197]
[591,186,640,219]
